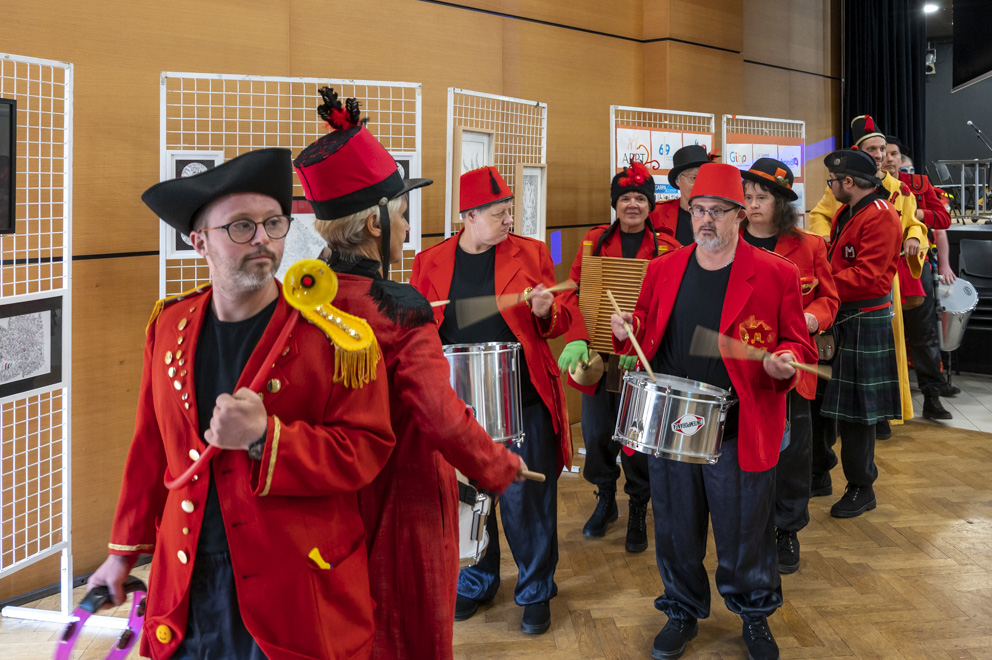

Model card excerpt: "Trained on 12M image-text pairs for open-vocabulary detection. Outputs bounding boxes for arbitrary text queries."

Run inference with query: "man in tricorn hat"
[612,162,815,660]
[411,166,572,635]
[818,148,903,520]
[88,148,396,660]
[650,144,712,246]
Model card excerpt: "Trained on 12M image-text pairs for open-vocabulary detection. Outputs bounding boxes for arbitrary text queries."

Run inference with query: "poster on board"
[724,133,806,217]
[616,126,715,202]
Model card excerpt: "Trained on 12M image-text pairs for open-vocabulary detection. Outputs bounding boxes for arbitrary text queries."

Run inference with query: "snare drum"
[613,371,733,464]
[444,342,525,445]
[937,277,979,352]
[456,472,492,567]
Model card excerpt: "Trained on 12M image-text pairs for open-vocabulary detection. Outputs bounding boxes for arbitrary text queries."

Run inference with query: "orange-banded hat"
[740,157,798,201]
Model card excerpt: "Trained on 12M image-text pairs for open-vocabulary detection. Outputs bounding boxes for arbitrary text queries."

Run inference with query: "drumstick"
[164,310,302,490]
[605,289,656,381]
[455,280,578,329]
[688,325,832,380]
[430,299,449,307]
[521,470,546,483]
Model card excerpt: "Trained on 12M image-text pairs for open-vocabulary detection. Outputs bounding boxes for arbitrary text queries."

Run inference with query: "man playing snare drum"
[612,162,816,660]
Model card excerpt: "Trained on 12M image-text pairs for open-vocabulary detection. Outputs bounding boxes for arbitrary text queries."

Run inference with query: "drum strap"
[457,480,478,506]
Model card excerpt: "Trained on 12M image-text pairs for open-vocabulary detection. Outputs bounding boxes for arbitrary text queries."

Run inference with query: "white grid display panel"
[1,390,65,573]
[613,107,714,135]
[0,55,71,298]
[161,73,422,294]
[445,89,548,236]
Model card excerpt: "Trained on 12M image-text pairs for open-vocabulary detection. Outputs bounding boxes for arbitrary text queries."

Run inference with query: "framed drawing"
[0,296,63,401]
[0,98,15,234]
[513,162,547,241]
[451,127,495,218]
[163,150,225,258]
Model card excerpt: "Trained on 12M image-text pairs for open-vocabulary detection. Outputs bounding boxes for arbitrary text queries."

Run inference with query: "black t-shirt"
[193,298,277,555]
[651,253,738,436]
[439,244,540,405]
[675,205,695,246]
[742,230,779,253]
[620,229,646,259]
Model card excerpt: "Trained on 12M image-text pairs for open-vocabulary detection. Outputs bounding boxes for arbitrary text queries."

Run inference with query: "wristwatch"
[247,434,266,461]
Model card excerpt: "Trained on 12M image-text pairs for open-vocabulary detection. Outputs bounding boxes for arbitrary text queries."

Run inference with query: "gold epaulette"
[145,282,211,335]
[298,306,381,389]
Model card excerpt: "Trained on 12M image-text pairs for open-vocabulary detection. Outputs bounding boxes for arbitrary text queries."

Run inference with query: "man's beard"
[225,249,282,293]
[694,224,731,251]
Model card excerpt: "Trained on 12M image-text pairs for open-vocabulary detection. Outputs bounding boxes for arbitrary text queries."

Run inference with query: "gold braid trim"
[334,339,382,389]
[259,416,282,497]
[539,302,558,338]
[109,542,154,552]
[145,283,211,335]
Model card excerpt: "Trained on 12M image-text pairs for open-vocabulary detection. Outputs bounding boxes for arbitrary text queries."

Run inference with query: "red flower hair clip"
[620,160,651,187]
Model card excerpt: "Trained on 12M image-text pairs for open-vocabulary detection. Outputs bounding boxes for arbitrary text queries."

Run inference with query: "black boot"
[775,528,800,574]
[830,484,876,518]
[651,616,698,659]
[810,471,832,497]
[875,420,891,440]
[582,488,618,537]
[742,616,779,660]
[625,501,648,553]
[940,381,961,397]
[454,594,481,621]
[923,395,953,420]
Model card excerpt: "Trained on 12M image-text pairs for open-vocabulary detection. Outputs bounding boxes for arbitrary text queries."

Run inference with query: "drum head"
[625,370,731,402]
[938,277,979,314]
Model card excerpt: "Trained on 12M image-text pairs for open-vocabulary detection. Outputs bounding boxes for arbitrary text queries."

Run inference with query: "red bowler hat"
[460,166,513,213]
[687,162,746,207]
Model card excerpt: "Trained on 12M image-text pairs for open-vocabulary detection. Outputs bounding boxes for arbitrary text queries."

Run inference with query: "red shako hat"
[687,162,746,207]
[460,166,513,213]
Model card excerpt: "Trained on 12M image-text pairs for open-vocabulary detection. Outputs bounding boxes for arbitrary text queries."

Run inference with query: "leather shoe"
[940,381,961,397]
[810,471,832,497]
[830,484,876,518]
[776,528,800,574]
[923,395,953,420]
[742,616,779,660]
[454,594,481,622]
[583,488,618,537]
[625,501,649,553]
[652,616,698,659]
[521,600,551,635]
[875,421,891,440]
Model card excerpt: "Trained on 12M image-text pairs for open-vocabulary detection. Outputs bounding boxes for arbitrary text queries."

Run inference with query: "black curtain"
[842,0,928,165]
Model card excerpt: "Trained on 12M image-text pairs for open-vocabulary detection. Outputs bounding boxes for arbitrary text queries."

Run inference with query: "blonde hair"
[315,197,405,255]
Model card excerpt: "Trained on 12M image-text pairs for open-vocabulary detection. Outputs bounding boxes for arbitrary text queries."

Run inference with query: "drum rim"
[623,370,731,400]
[443,341,523,353]
[940,276,980,313]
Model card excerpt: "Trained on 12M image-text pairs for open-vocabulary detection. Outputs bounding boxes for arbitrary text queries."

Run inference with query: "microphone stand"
[968,122,992,223]
[970,121,992,154]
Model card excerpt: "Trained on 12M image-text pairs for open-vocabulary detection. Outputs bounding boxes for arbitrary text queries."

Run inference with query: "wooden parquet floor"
[2,421,991,659]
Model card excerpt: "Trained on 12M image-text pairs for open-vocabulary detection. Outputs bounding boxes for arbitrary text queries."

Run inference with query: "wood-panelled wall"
[0,0,839,600]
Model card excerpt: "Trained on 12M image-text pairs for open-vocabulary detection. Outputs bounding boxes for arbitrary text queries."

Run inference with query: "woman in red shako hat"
[740,157,839,575]
[410,166,573,636]
[557,160,679,553]
[294,88,526,660]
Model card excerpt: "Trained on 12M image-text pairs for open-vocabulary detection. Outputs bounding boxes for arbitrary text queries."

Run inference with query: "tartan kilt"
[821,307,901,425]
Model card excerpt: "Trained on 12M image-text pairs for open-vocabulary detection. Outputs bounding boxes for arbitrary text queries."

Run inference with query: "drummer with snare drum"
[410,167,572,636]
[611,162,816,660]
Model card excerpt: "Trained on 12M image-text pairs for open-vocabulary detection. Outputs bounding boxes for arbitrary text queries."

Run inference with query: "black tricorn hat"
[824,149,882,188]
[668,144,711,189]
[141,148,294,236]
[740,157,799,201]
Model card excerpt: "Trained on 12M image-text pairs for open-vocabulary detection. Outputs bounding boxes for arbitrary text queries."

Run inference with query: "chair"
[931,161,966,214]
[959,238,992,326]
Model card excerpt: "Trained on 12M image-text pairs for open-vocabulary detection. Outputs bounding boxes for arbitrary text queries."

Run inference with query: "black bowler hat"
[824,149,882,187]
[740,157,799,201]
[668,145,711,189]
[141,148,293,236]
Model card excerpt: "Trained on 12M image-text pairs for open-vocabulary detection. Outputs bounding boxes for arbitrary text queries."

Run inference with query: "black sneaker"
[810,471,832,497]
[454,594,481,622]
[830,485,876,518]
[521,600,551,635]
[625,501,649,553]
[742,616,779,660]
[923,395,953,420]
[651,616,698,659]
[776,528,800,574]
[582,488,618,537]
[875,420,891,440]
[939,381,961,397]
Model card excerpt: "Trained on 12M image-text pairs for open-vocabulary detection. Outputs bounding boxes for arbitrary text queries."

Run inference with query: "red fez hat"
[460,166,513,213]
[293,88,431,221]
[687,162,746,207]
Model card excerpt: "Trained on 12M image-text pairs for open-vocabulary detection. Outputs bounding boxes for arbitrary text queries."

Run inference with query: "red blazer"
[899,171,951,230]
[766,230,840,400]
[333,272,520,660]
[828,196,903,303]
[109,288,396,660]
[561,222,680,394]
[613,241,817,472]
[410,232,573,470]
[649,198,683,242]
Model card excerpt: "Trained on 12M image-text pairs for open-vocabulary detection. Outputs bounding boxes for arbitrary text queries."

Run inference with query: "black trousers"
[903,265,944,396]
[774,391,812,532]
[580,376,650,505]
[810,380,838,478]
[649,437,781,621]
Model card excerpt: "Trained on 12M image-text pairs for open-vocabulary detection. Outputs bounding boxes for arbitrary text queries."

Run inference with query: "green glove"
[557,340,589,373]
[619,354,639,370]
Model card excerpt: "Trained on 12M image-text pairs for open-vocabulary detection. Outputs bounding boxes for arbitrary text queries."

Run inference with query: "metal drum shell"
[444,342,525,445]
[613,371,732,464]
[938,277,979,352]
